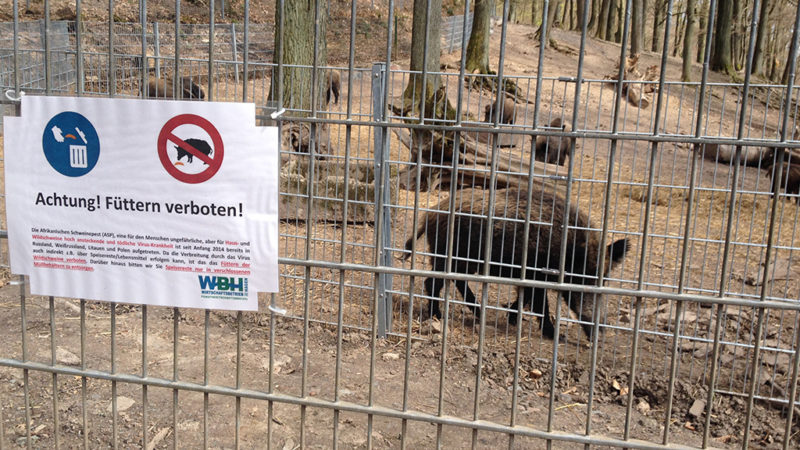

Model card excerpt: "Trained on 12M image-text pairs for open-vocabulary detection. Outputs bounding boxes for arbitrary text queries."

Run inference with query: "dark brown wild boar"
[145,76,205,100]
[404,188,629,340]
[483,97,516,124]
[533,118,574,166]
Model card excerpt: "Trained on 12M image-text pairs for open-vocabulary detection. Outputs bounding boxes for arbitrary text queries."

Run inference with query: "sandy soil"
[1,2,800,449]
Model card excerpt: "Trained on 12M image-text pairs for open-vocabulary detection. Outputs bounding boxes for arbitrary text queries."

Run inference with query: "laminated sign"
[3,96,279,310]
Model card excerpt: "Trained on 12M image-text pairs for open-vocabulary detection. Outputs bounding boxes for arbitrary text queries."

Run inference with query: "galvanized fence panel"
[1,0,800,448]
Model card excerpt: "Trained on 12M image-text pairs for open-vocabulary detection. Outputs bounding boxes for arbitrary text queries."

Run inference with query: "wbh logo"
[198,275,248,300]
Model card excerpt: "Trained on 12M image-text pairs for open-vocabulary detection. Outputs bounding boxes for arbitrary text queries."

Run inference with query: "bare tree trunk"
[532,0,539,26]
[465,0,492,74]
[752,0,769,74]
[682,0,696,81]
[615,0,624,42]
[710,0,734,75]
[405,0,443,104]
[672,3,685,57]
[588,0,601,31]
[538,0,561,46]
[696,0,708,63]
[631,0,643,55]
[598,0,612,39]
[651,0,665,52]
[271,0,328,113]
[575,0,585,30]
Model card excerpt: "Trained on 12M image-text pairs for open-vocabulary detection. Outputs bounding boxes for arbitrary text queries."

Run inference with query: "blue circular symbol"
[42,111,100,177]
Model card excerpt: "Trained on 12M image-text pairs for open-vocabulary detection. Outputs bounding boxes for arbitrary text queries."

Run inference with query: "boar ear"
[608,239,629,264]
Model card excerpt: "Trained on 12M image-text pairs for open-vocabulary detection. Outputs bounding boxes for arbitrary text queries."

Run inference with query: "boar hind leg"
[453,280,480,318]
[424,276,446,318]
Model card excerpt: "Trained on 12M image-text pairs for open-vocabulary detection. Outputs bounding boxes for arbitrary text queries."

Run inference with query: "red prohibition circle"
[157,114,224,184]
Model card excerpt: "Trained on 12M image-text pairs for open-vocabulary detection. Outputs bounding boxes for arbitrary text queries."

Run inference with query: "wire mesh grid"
[1,0,800,448]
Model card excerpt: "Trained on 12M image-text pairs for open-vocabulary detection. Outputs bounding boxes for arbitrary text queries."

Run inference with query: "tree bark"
[575,0,585,30]
[597,0,612,39]
[465,0,492,74]
[651,0,665,51]
[752,0,770,75]
[631,0,643,56]
[696,0,708,63]
[271,0,328,114]
[405,0,443,104]
[537,0,561,46]
[710,0,734,75]
[615,0,624,43]
[672,4,684,57]
[682,0,696,81]
[588,0,600,31]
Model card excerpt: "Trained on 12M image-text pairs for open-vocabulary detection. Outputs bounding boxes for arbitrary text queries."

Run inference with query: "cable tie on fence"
[268,304,287,315]
[9,279,25,286]
[270,108,286,119]
[4,89,25,102]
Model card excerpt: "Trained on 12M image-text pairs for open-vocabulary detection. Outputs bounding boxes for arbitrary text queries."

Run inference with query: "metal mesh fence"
[1,0,800,448]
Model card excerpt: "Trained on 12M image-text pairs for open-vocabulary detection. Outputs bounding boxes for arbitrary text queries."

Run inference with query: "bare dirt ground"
[2,2,800,448]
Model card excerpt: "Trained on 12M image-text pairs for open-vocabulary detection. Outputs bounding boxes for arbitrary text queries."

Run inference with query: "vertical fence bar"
[141,304,148,449]
[725,2,763,447]
[140,0,147,98]
[333,0,359,446]
[108,0,115,97]
[111,304,118,449]
[174,0,181,99]
[207,0,215,102]
[508,0,549,444]
[547,0,591,445]
[623,0,674,441]
[663,0,717,444]
[44,1,51,94]
[585,0,631,445]
[242,0,249,102]
[473,2,512,447]
[172,307,179,450]
[153,22,161,79]
[48,296,59,449]
[231,23,239,86]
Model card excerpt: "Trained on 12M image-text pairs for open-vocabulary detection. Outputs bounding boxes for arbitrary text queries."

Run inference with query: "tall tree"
[536,0,562,47]
[752,0,769,75]
[271,0,328,112]
[465,0,493,74]
[588,0,601,31]
[651,0,666,52]
[696,0,708,63]
[575,0,585,31]
[404,0,443,105]
[682,0,696,81]
[710,0,734,75]
[631,0,644,55]
[597,0,612,40]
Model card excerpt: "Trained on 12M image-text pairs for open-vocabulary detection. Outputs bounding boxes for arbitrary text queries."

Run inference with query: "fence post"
[371,62,393,338]
[153,22,161,78]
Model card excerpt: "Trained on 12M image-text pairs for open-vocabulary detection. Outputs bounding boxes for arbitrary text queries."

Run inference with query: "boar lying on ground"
[145,76,206,100]
[693,142,773,166]
[533,118,574,166]
[404,188,629,340]
[483,97,516,124]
